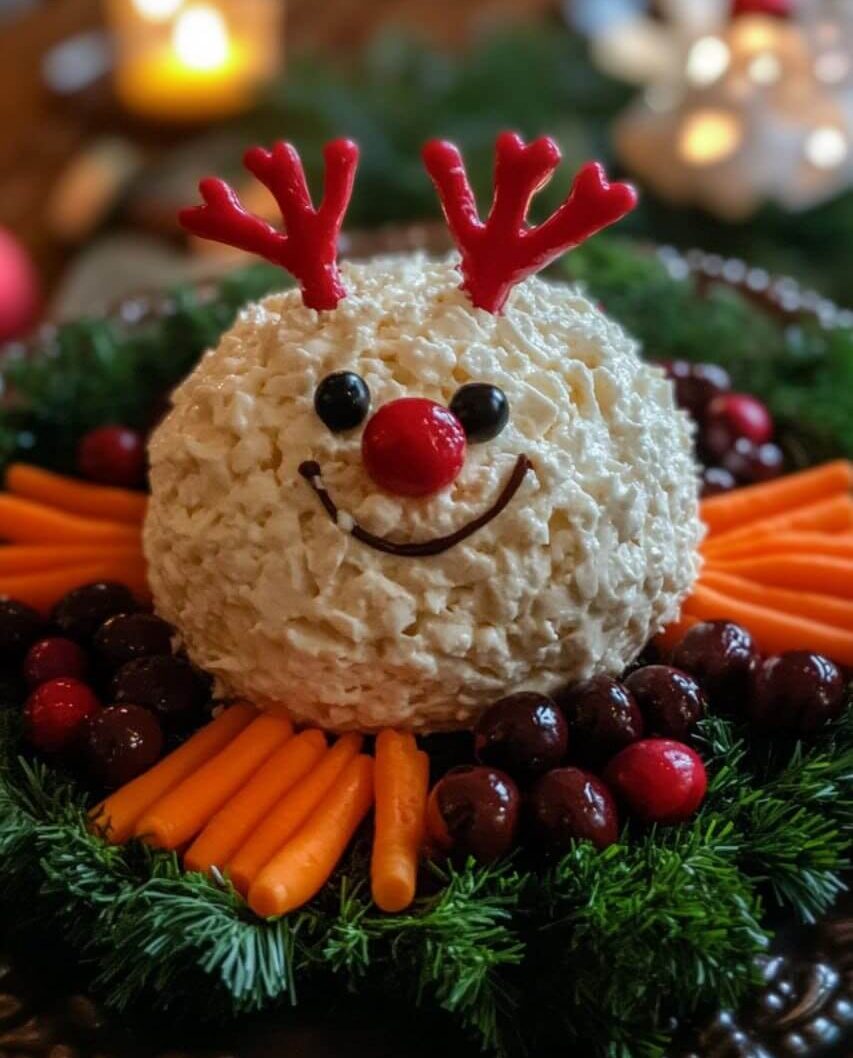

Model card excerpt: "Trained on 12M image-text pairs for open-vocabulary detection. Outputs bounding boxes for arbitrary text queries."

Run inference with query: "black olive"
[314,372,371,432]
[449,383,509,443]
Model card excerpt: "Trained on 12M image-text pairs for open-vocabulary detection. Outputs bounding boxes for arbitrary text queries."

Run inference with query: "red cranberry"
[94,613,173,670]
[51,582,138,643]
[673,363,731,422]
[701,393,773,461]
[624,665,706,740]
[112,655,211,723]
[722,438,784,485]
[77,426,146,488]
[672,620,758,709]
[23,637,88,688]
[474,692,568,782]
[0,599,45,661]
[528,768,619,851]
[81,704,163,788]
[554,675,644,765]
[24,677,100,754]
[748,652,846,733]
[604,739,707,824]
[426,765,520,863]
[361,398,466,497]
[700,466,737,498]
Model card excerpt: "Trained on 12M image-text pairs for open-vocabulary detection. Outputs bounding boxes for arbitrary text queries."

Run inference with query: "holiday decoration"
[0,227,39,342]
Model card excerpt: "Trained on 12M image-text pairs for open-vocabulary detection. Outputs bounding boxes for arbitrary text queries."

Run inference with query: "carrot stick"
[371,731,429,913]
[684,583,853,666]
[703,530,853,562]
[227,733,363,896]
[0,557,149,613]
[654,611,700,654]
[700,460,852,536]
[91,703,257,844]
[704,495,853,553]
[135,714,294,850]
[0,494,142,546]
[248,754,375,918]
[701,569,853,630]
[708,555,853,598]
[6,464,147,525]
[0,545,142,575]
[184,729,328,875]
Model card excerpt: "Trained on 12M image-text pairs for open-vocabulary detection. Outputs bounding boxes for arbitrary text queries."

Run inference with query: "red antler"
[179,139,359,311]
[423,132,637,314]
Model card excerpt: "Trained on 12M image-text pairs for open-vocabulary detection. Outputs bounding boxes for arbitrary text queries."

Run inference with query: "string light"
[172,4,230,72]
[747,51,782,84]
[686,37,731,86]
[678,109,743,165]
[804,126,848,169]
[131,0,183,20]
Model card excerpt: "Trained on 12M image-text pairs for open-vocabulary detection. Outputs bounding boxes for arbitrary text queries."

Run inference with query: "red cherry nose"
[362,398,467,497]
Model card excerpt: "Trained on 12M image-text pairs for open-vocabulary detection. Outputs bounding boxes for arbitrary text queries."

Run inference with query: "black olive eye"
[449,383,509,444]
[314,372,371,432]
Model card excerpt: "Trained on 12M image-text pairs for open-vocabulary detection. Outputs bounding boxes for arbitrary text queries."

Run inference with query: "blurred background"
[0,0,851,337]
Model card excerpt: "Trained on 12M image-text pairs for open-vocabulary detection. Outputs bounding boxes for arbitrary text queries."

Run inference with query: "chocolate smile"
[298,454,532,557]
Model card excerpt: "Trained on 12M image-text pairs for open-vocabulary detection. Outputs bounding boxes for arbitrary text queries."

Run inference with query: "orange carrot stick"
[704,495,853,553]
[135,714,293,850]
[227,733,363,896]
[0,545,142,575]
[0,558,149,613]
[91,703,257,844]
[371,731,429,913]
[708,554,853,598]
[700,460,852,536]
[703,530,853,562]
[184,729,328,875]
[684,583,853,666]
[701,569,853,630]
[654,610,699,654]
[0,494,142,546]
[5,464,147,525]
[248,754,375,918]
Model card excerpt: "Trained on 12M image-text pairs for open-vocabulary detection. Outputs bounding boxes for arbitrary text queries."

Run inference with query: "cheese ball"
[144,255,702,732]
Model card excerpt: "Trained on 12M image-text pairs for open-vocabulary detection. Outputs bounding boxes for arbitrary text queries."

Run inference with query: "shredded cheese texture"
[145,256,702,731]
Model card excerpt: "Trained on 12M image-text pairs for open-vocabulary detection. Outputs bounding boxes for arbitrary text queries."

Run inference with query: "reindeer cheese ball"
[144,134,702,732]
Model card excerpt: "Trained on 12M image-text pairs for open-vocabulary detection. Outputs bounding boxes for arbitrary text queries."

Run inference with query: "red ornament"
[77,425,146,487]
[603,738,707,824]
[423,132,637,314]
[23,637,88,688]
[180,139,359,311]
[24,677,100,754]
[0,227,39,342]
[730,0,792,18]
[362,398,467,497]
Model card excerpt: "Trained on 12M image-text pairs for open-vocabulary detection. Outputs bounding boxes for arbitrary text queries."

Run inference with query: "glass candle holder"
[105,0,283,122]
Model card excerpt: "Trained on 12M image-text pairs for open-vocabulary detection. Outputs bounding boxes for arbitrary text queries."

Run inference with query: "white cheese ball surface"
[144,256,702,732]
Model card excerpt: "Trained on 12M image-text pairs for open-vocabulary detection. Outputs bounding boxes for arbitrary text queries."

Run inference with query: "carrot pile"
[93,704,430,919]
[0,464,148,612]
[660,460,853,665]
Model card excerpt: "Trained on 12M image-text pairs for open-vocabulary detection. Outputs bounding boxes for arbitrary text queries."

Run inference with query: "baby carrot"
[371,730,429,912]
[0,545,142,576]
[227,733,362,896]
[703,495,853,552]
[0,494,142,546]
[709,554,853,598]
[248,754,375,918]
[703,530,853,562]
[701,569,853,630]
[0,557,149,614]
[700,460,852,536]
[184,729,327,875]
[5,464,147,525]
[135,714,293,850]
[684,583,853,666]
[90,702,257,844]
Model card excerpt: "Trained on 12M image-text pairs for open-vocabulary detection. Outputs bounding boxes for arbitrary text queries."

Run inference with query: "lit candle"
[105,0,283,122]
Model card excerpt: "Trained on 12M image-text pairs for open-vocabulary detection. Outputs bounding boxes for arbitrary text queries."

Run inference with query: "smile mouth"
[298,454,532,557]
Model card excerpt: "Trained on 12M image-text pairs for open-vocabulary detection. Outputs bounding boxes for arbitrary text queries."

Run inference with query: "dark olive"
[51,582,139,643]
[554,675,644,766]
[748,651,846,733]
[528,767,619,851]
[449,383,509,444]
[314,372,371,432]
[624,665,706,740]
[427,765,520,863]
[81,704,163,788]
[94,613,174,670]
[112,655,210,723]
[671,620,758,710]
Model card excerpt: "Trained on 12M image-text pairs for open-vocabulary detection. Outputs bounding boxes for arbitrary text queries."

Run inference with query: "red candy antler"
[423,132,637,314]
[179,139,359,311]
